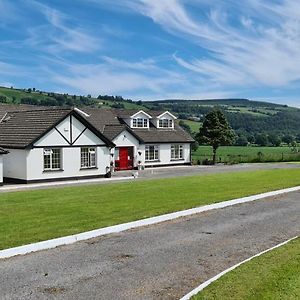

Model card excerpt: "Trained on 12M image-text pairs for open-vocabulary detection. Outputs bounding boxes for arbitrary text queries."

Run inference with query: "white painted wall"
[3,149,28,180]
[0,156,3,184]
[139,143,191,166]
[26,146,110,181]
[34,115,106,147]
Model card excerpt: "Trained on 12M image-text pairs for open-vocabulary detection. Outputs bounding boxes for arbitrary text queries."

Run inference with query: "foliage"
[179,120,192,134]
[196,110,236,163]
[235,135,248,146]
[255,133,269,146]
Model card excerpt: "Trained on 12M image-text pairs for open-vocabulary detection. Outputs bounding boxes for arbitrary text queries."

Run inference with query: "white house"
[0,107,114,183]
[84,108,194,170]
[0,104,194,184]
[0,147,8,185]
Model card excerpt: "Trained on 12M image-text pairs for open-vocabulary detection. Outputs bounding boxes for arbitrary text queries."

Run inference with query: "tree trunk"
[212,146,218,165]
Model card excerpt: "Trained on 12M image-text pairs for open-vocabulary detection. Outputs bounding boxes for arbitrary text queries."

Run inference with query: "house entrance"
[115,147,134,170]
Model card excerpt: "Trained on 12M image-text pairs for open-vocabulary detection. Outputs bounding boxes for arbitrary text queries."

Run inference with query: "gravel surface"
[1,191,299,300]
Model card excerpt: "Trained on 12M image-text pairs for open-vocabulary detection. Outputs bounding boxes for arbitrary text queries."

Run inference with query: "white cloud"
[49,57,187,97]
[0,61,29,76]
[107,0,300,89]
[25,0,101,53]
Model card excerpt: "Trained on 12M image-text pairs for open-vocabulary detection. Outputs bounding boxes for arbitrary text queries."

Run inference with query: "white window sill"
[145,160,160,163]
[43,169,64,173]
[80,167,98,170]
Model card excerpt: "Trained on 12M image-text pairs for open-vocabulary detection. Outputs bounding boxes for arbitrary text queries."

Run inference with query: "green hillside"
[144,98,300,136]
[1,86,300,138]
[0,86,145,110]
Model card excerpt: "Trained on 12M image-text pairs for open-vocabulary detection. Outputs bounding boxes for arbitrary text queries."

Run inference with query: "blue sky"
[1,0,300,106]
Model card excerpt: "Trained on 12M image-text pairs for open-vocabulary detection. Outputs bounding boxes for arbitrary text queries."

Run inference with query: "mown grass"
[192,238,300,300]
[1,169,300,250]
[192,146,299,164]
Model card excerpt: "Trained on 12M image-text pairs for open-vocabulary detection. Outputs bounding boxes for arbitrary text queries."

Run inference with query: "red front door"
[119,147,129,170]
[116,147,133,170]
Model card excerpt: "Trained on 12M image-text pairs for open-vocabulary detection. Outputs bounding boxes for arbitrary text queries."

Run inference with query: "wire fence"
[192,152,300,165]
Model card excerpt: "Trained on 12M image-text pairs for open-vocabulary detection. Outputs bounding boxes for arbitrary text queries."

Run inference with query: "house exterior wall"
[3,149,28,180]
[139,143,191,167]
[26,146,110,181]
[0,156,3,185]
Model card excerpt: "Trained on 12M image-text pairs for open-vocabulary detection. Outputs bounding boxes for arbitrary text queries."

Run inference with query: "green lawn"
[1,169,300,250]
[193,146,300,164]
[192,238,300,300]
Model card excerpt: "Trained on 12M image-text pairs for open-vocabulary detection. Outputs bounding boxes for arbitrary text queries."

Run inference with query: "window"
[81,147,96,168]
[145,145,159,161]
[43,148,62,170]
[132,118,148,128]
[159,119,173,128]
[171,145,184,160]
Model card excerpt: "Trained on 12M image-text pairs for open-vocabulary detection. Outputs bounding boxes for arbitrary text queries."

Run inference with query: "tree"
[295,133,300,143]
[235,135,248,146]
[268,134,281,147]
[196,110,235,164]
[255,134,268,146]
[282,134,294,145]
[178,120,192,134]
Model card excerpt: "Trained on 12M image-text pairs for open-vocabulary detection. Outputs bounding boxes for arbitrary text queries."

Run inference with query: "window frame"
[43,148,62,171]
[132,118,148,128]
[145,145,159,161]
[171,144,184,160]
[158,118,173,128]
[80,147,97,169]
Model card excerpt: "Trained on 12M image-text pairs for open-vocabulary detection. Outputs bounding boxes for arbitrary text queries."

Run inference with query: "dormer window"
[158,119,173,128]
[130,110,152,128]
[156,111,176,129]
[132,118,148,128]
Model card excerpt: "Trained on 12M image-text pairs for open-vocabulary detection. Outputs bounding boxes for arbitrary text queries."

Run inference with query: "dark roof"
[113,109,175,119]
[0,109,72,148]
[87,108,194,143]
[0,103,50,120]
[103,125,127,140]
[81,108,120,132]
[131,124,194,143]
[0,147,8,154]
[0,105,194,147]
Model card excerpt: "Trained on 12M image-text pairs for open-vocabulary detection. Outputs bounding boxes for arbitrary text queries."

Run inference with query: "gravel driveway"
[1,191,299,300]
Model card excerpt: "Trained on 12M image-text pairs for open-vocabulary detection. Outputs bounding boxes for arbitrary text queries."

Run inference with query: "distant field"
[192,146,300,164]
[180,119,201,133]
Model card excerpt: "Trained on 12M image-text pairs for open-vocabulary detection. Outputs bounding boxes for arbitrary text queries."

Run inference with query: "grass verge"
[192,238,300,300]
[1,169,300,250]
